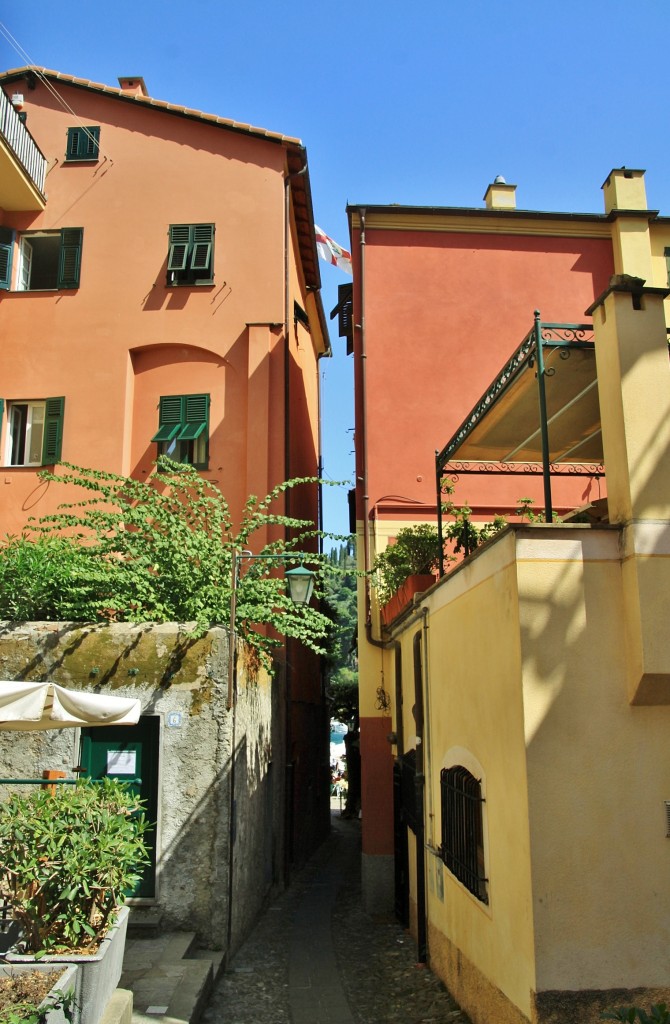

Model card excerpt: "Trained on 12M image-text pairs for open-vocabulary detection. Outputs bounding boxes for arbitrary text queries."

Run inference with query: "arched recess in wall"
[129,344,227,479]
[440,746,491,907]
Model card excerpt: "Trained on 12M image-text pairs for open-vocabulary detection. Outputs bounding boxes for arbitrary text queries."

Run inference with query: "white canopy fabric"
[0,681,141,731]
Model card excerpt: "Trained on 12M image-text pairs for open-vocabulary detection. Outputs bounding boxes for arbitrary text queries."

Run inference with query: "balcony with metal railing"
[0,88,47,211]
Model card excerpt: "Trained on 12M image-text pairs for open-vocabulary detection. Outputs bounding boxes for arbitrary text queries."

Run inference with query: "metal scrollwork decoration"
[375,686,391,712]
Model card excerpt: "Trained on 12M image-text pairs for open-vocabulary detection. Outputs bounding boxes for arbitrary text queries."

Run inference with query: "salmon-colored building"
[0,66,331,865]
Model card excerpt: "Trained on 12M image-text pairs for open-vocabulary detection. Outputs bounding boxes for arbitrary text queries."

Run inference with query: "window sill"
[166,281,215,289]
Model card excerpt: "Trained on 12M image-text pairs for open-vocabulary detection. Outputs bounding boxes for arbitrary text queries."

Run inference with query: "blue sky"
[2,1,668,538]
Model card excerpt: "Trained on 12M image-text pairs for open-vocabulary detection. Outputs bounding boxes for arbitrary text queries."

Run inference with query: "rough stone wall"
[0,622,284,951]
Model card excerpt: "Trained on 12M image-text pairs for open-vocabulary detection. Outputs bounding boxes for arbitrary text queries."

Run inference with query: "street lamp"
[227,550,317,709]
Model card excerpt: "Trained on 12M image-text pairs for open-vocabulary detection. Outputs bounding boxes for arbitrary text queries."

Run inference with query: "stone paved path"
[203,813,469,1024]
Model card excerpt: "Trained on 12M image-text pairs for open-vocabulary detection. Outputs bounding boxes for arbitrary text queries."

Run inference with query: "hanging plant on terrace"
[0,459,335,662]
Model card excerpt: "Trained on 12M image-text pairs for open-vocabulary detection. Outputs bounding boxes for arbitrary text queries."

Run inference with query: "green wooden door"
[79,716,159,898]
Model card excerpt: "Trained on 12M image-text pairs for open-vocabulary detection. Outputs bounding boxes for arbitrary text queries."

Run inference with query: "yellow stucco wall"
[389,523,670,1023]
[395,530,537,1020]
[518,527,670,992]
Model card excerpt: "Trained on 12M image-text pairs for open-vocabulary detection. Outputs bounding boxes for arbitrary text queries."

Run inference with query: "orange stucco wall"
[352,226,613,522]
[360,714,395,855]
[0,78,321,537]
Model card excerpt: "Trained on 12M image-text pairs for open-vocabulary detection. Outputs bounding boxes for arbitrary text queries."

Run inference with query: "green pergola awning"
[435,315,604,550]
[449,342,602,464]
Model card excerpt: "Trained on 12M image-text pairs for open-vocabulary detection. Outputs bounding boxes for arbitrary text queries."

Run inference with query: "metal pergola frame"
[435,311,604,576]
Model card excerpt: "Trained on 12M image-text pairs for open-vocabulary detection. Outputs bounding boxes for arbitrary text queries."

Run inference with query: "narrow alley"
[203,813,467,1024]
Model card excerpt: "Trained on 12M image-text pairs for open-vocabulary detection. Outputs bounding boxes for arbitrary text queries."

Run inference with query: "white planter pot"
[5,904,129,1024]
[0,963,78,1024]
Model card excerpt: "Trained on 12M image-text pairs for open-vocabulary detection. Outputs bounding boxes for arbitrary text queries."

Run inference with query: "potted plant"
[373,524,442,622]
[0,778,149,1024]
[0,963,78,1024]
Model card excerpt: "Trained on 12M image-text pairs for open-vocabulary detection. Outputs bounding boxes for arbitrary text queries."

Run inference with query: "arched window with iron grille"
[439,764,488,904]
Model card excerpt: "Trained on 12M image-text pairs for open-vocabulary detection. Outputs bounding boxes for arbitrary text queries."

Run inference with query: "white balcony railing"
[0,89,47,197]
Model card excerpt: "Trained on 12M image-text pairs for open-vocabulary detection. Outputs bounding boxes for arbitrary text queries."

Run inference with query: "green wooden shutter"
[151,395,184,442]
[41,397,65,464]
[178,393,209,440]
[57,228,83,289]
[190,225,213,272]
[83,127,100,159]
[168,226,191,271]
[66,127,100,160]
[0,227,13,290]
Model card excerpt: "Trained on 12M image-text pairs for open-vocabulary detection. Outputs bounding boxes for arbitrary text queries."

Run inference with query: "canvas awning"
[435,317,604,557]
[0,681,141,731]
[449,343,602,464]
[436,318,601,468]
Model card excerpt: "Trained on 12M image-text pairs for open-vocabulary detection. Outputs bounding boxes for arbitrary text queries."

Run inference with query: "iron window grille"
[440,765,488,904]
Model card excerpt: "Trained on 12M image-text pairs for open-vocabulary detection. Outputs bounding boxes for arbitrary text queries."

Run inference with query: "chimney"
[118,77,148,98]
[602,167,647,214]
[483,176,517,210]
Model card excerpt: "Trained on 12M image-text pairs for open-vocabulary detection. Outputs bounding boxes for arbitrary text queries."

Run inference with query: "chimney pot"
[118,77,148,98]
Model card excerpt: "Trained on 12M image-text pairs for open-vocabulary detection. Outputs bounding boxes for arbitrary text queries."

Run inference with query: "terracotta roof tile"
[0,66,303,146]
[0,65,323,297]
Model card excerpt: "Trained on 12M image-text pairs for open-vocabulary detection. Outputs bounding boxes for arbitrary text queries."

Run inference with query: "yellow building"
[358,169,670,1023]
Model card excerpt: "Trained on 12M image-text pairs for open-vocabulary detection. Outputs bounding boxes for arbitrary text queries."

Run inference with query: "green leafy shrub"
[0,779,149,954]
[0,459,335,661]
[602,1005,670,1023]
[373,524,442,605]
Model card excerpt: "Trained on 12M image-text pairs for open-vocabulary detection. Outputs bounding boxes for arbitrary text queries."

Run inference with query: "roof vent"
[118,77,148,97]
[493,175,506,184]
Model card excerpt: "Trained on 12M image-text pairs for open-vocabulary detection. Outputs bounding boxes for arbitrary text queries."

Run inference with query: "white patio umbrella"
[0,680,141,730]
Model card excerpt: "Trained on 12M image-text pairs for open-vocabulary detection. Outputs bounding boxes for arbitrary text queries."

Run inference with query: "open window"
[151,394,209,468]
[3,397,65,466]
[167,224,214,286]
[15,229,83,291]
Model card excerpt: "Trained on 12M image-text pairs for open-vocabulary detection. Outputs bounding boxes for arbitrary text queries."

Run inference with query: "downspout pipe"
[357,209,373,617]
[282,161,308,884]
[283,162,309,509]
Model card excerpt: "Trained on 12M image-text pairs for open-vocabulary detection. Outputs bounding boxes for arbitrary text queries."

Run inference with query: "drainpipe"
[357,209,373,616]
[420,607,434,848]
[282,161,307,882]
[283,162,309,506]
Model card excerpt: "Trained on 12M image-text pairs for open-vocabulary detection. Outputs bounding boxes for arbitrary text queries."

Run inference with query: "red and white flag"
[315,225,352,275]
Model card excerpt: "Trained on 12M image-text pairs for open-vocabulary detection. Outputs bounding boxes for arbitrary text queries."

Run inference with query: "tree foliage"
[324,540,359,729]
[0,460,335,662]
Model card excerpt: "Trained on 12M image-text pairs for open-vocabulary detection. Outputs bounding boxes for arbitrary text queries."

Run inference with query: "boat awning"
[0,681,142,731]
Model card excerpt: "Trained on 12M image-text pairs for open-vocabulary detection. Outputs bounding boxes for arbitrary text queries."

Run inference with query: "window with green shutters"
[65,126,100,161]
[16,229,83,291]
[0,227,13,290]
[3,397,65,466]
[151,394,209,468]
[167,224,214,286]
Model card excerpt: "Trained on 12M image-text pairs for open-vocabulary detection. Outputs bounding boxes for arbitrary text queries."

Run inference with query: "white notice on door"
[107,750,137,775]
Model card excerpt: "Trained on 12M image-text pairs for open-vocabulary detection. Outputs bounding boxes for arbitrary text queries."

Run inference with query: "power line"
[0,20,113,161]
